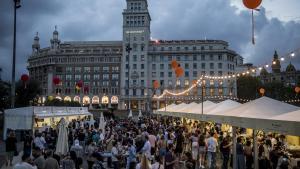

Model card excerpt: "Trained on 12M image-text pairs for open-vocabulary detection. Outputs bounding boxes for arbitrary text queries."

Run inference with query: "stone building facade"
[28,0,242,111]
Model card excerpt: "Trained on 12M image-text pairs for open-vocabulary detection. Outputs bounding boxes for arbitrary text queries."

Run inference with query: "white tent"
[128,109,133,118]
[138,109,143,118]
[211,97,299,129]
[4,106,92,138]
[156,103,176,112]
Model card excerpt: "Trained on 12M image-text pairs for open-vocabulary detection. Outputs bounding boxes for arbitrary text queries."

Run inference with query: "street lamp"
[11,0,21,108]
[126,36,132,113]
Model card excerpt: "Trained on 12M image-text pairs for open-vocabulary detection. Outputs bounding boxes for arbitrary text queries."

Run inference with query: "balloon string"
[252,10,255,45]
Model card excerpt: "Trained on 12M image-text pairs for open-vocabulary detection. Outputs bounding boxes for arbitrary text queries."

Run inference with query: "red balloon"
[77,80,83,88]
[53,77,60,85]
[171,60,178,69]
[243,0,262,9]
[21,74,29,82]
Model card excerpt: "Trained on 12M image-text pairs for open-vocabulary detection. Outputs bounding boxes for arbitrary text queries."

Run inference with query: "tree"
[0,80,11,111]
[15,79,42,107]
[237,76,262,100]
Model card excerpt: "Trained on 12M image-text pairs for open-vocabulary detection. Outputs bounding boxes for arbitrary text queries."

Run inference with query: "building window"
[193,46,197,51]
[168,47,172,51]
[141,44,145,51]
[112,66,119,71]
[160,56,164,62]
[193,55,197,61]
[133,55,137,62]
[218,88,223,95]
[176,79,181,86]
[160,72,164,77]
[168,80,172,86]
[141,64,144,69]
[185,63,189,69]
[83,74,90,80]
[184,47,189,51]
[210,80,214,86]
[94,74,100,80]
[160,64,164,69]
[193,71,197,77]
[201,71,206,75]
[210,88,214,96]
[133,64,137,69]
[152,64,156,70]
[168,72,172,77]
[94,67,100,72]
[66,67,72,73]
[141,55,145,61]
[152,72,156,78]
[201,55,205,61]
[210,63,214,69]
[168,56,172,61]
[84,67,90,73]
[75,67,81,73]
[168,64,172,69]
[75,74,81,81]
[185,71,189,77]
[176,56,181,61]
[160,80,164,86]
[209,46,213,50]
[218,63,222,69]
[176,47,180,51]
[184,80,189,86]
[141,72,144,77]
[140,80,144,86]
[66,75,72,81]
[210,71,214,76]
[161,47,164,51]
[201,63,206,69]
[210,55,214,61]
[218,55,223,60]
[103,74,109,80]
[112,74,119,80]
[103,66,109,72]
[193,63,197,69]
[218,71,222,76]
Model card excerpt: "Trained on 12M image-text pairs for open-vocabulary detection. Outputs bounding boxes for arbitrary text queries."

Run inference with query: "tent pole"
[253,129,259,169]
[233,126,237,169]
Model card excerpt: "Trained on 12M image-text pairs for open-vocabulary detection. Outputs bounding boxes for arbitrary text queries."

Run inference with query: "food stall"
[4,106,93,138]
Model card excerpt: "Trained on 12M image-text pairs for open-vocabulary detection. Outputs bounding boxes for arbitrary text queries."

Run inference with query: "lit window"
[184,80,189,86]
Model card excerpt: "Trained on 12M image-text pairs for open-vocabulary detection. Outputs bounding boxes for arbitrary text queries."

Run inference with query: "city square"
[0,0,300,169]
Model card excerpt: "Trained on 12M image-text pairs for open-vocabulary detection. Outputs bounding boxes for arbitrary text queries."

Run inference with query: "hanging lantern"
[21,74,29,88]
[175,67,184,78]
[21,74,29,82]
[153,80,160,89]
[76,80,83,88]
[171,60,178,69]
[295,86,300,94]
[53,77,60,85]
[243,0,262,9]
[259,88,265,96]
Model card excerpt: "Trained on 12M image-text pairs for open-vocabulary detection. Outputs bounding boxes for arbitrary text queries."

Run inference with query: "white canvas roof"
[180,100,217,114]
[206,100,241,115]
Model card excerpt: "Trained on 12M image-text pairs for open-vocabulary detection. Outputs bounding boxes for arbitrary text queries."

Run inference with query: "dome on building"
[286,63,296,72]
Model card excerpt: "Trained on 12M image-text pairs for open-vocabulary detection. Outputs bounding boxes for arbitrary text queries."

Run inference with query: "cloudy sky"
[0,0,299,80]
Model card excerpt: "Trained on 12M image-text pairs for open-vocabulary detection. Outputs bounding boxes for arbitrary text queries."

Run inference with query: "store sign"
[111,96,119,104]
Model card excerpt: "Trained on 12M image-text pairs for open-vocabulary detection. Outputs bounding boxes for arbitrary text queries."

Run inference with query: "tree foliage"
[44,99,81,107]
[15,79,42,107]
[237,76,262,100]
[0,81,11,111]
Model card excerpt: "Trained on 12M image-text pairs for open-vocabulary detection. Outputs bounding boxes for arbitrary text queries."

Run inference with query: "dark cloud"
[0,0,299,80]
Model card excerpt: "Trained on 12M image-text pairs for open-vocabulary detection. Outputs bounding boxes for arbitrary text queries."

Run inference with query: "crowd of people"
[5,115,299,169]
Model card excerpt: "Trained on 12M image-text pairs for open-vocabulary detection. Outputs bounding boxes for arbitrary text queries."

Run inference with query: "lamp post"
[126,34,132,113]
[11,0,21,108]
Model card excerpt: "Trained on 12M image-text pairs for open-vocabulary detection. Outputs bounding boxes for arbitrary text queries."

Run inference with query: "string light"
[153,48,300,99]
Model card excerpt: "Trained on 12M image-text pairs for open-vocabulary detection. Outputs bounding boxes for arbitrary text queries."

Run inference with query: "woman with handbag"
[5,131,17,166]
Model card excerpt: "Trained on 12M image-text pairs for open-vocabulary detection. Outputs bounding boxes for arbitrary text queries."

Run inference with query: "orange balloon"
[175,67,184,78]
[295,86,300,93]
[171,60,178,69]
[192,80,198,85]
[153,80,160,89]
[243,0,262,9]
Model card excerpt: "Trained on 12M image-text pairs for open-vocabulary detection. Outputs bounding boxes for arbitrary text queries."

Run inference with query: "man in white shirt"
[207,132,218,169]
[14,154,37,169]
[34,133,46,151]
[70,140,84,159]
[111,141,119,169]
[141,135,151,158]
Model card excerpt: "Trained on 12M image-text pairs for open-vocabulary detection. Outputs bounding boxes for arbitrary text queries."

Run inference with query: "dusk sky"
[0,0,299,80]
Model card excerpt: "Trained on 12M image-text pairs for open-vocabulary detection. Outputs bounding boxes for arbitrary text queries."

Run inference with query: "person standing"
[207,132,218,169]
[141,135,151,158]
[220,136,232,169]
[126,139,137,169]
[13,154,36,169]
[6,131,17,166]
[236,137,246,169]
[198,134,207,169]
[165,144,177,169]
[44,150,59,169]
[23,132,33,156]
[244,140,253,169]
[111,141,120,169]
[175,130,184,159]
[32,147,45,169]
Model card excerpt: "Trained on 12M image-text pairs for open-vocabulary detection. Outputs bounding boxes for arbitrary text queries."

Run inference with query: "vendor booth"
[4,106,93,138]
